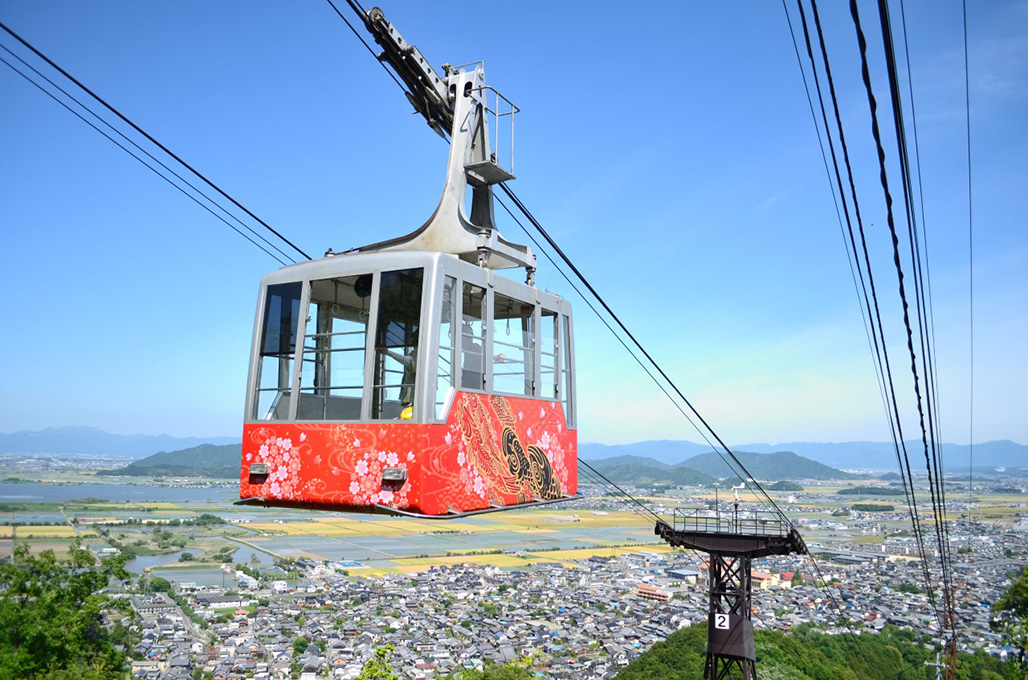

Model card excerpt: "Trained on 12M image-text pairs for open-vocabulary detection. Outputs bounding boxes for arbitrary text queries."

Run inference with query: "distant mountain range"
[580,439,1028,470]
[586,450,855,483]
[3,427,1023,478]
[0,427,239,458]
[97,444,241,478]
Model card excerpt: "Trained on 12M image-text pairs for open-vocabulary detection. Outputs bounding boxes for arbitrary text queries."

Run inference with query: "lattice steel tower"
[656,507,806,680]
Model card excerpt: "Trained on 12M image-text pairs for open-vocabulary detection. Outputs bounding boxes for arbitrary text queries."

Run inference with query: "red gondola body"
[241,392,576,516]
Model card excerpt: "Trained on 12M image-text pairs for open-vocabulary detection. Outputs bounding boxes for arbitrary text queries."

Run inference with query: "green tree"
[0,541,133,679]
[994,565,1028,677]
[447,660,534,679]
[293,637,309,655]
[357,645,397,680]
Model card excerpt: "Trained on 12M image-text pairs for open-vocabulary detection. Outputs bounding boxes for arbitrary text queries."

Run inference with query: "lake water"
[0,483,237,504]
[152,566,237,587]
[126,549,201,573]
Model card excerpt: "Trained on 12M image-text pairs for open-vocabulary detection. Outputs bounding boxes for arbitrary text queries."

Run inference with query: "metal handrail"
[670,507,789,537]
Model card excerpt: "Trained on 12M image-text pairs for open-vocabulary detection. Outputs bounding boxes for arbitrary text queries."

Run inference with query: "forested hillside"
[614,623,1018,679]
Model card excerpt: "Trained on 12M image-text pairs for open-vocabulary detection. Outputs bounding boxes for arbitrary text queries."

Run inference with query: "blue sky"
[0,1,1024,446]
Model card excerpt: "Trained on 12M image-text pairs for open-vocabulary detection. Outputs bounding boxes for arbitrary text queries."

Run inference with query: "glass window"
[435,276,456,419]
[562,314,574,426]
[540,309,559,400]
[298,275,371,420]
[460,282,486,391]
[372,268,424,419]
[254,282,302,420]
[492,293,535,396]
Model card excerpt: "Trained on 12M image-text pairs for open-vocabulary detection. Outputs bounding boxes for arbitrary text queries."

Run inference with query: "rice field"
[0,525,87,538]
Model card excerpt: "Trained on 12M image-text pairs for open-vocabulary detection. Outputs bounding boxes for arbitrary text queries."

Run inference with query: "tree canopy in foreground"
[0,541,132,680]
[614,622,1020,680]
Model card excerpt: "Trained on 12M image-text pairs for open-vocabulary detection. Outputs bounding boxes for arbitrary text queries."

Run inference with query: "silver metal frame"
[244,250,575,428]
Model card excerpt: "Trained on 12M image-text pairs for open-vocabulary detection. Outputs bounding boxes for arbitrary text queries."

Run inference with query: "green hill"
[583,463,714,487]
[675,450,856,481]
[614,622,1015,679]
[768,479,804,491]
[97,443,241,478]
[584,455,671,470]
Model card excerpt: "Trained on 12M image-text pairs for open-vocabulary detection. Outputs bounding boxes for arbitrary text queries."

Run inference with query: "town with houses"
[121,509,1028,680]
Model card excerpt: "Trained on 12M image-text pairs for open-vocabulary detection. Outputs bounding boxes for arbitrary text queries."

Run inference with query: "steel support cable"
[509,188,855,615]
[324,0,405,93]
[502,159,856,624]
[498,184,788,526]
[491,198,785,515]
[803,0,932,601]
[0,40,296,267]
[500,191,826,603]
[876,0,947,555]
[330,3,828,609]
[961,0,975,518]
[878,0,957,639]
[875,0,956,637]
[319,0,738,524]
[0,51,290,267]
[320,0,779,519]
[0,21,312,263]
[793,0,905,470]
[849,0,946,631]
[798,0,941,648]
[782,0,900,454]
[878,0,957,632]
[577,460,664,524]
[897,0,947,475]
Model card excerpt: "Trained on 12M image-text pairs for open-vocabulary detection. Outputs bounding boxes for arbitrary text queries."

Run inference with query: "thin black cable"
[575,461,662,524]
[320,0,777,514]
[500,183,788,525]
[0,52,290,267]
[850,0,945,631]
[324,0,407,94]
[795,0,906,481]
[876,0,955,634]
[0,21,312,262]
[335,2,861,646]
[796,0,944,650]
[782,0,897,444]
[0,40,297,266]
[962,0,975,521]
[897,0,946,455]
[494,194,785,525]
[804,0,931,607]
[876,0,956,638]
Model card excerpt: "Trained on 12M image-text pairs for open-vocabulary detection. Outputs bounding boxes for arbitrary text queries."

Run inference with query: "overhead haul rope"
[491,195,783,524]
[0,21,312,264]
[498,185,791,524]
[0,40,295,267]
[321,0,794,524]
[961,0,976,519]
[873,0,957,645]
[792,0,935,603]
[787,0,948,652]
[326,5,865,623]
[851,0,950,634]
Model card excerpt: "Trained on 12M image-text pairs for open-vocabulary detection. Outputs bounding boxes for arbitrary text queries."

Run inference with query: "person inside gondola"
[377,330,418,419]
[461,321,484,390]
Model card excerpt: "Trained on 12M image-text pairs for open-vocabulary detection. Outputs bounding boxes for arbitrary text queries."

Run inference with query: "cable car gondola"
[238,8,577,517]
